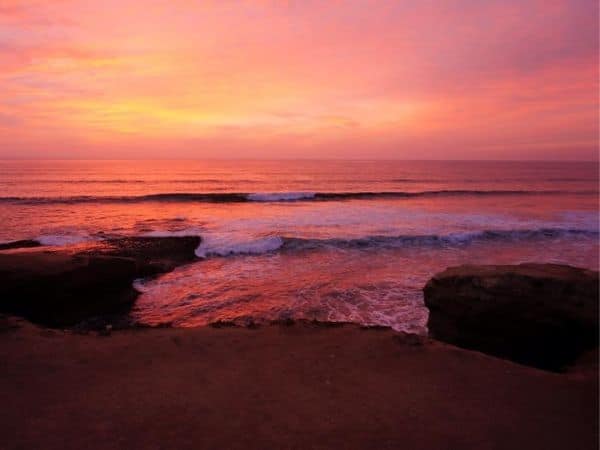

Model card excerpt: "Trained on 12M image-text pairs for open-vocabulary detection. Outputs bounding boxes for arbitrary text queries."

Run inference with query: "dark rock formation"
[81,236,201,274]
[424,263,599,371]
[0,236,200,328]
[0,239,42,251]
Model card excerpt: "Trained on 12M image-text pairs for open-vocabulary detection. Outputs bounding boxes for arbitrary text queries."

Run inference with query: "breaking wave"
[193,228,598,258]
[0,189,595,205]
[11,227,596,255]
[195,235,284,258]
[246,192,316,202]
[280,228,598,252]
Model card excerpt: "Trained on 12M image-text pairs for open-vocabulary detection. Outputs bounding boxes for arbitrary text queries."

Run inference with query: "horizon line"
[0,158,598,163]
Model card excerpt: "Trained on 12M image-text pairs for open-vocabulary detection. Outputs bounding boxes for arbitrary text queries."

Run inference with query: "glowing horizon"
[1,0,598,160]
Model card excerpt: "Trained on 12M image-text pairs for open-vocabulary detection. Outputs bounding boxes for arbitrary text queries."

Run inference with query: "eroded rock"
[424,263,599,371]
[0,236,201,327]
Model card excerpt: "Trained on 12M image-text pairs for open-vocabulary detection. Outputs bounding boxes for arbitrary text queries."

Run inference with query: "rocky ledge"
[424,263,598,371]
[0,236,200,328]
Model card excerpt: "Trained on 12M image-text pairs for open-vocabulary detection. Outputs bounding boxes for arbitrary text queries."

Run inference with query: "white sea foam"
[132,278,150,293]
[246,192,316,202]
[36,233,93,246]
[141,228,202,238]
[195,234,283,258]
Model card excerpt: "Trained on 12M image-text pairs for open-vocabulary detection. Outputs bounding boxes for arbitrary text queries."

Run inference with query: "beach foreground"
[1,318,597,450]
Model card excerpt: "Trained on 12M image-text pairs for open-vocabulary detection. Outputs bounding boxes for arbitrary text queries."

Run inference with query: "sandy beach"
[1,318,597,450]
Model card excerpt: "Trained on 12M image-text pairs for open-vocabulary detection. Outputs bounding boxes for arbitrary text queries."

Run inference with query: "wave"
[280,228,599,252]
[1,189,596,205]
[141,228,203,238]
[12,227,596,254]
[35,233,95,246]
[0,193,248,204]
[246,192,316,202]
[191,228,598,258]
[195,235,283,258]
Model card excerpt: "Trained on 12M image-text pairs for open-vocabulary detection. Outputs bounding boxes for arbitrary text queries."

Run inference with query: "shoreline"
[1,317,597,450]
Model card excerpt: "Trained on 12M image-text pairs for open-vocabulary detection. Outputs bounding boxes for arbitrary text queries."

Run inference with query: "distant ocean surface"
[1,160,598,333]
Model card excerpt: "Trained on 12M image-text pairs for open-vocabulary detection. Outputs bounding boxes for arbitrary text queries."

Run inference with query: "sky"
[0,0,598,160]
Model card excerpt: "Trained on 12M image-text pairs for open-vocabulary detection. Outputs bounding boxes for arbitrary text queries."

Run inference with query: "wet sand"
[1,319,597,450]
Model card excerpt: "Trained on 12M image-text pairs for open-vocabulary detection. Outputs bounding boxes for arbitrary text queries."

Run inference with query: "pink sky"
[0,0,598,159]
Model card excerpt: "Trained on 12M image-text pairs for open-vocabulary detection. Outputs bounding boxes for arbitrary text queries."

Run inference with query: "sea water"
[1,160,597,332]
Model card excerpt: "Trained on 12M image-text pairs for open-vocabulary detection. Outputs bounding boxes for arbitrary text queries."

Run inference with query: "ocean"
[1,159,598,333]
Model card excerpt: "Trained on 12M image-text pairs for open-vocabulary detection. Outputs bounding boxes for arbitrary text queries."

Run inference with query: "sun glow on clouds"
[0,0,598,159]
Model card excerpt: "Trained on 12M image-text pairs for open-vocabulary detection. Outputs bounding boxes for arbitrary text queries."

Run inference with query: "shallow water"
[1,160,598,332]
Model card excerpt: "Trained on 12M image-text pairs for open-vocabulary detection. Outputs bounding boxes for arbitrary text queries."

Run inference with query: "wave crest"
[195,235,284,258]
[1,189,595,205]
[246,192,316,202]
[191,228,598,258]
